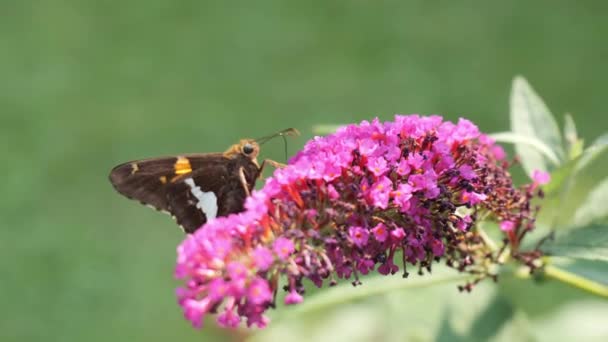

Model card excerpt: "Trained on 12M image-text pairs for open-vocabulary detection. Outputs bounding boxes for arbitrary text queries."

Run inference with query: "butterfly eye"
[242,143,254,155]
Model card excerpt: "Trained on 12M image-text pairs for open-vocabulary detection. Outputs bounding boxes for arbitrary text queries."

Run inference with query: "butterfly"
[109,128,298,233]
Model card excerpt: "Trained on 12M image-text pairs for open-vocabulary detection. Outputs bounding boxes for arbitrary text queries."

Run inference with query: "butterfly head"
[223,129,298,162]
[224,139,260,160]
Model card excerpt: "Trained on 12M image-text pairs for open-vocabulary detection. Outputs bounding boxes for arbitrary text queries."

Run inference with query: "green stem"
[477,226,498,252]
[543,265,608,298]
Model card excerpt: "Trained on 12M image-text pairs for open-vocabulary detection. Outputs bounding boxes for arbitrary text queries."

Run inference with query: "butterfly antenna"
[282,133,288,160]
[256,128,300,145]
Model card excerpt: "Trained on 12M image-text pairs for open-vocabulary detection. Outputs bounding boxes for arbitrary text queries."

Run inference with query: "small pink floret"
[532,170,551,185]
[500,220,516,232]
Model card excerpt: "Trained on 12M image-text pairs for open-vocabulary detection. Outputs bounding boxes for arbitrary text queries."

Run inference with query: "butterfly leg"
[258,159,286,175]
[238,166,251,197]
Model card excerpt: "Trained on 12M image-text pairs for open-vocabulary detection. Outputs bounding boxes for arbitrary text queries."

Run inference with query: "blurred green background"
[2,1,607,341]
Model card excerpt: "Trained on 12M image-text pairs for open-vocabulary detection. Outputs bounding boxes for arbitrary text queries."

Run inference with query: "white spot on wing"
[184,178,218,220]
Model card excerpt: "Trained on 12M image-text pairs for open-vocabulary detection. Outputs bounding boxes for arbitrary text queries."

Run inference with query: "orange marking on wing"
[159,176,167,184]
[174,156,192,175]
[130,163,139,175]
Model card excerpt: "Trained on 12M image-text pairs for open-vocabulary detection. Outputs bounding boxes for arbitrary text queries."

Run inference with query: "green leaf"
[499,262,607,317]
[576,132,608,173]
[543,224,608,262]
[548,133,608,189]
[490,131,561,166]
[465,294,515,341]
[563,113,578,146]
[573,178,608,227]
[542,158,578,196]
[509,76,565,176]
[542,134,608,225]
[436,309,466,342]
[280,269,468,317]
[496,312,537,342]
[252,268,472,342]
[563,113,584,160]
[568,139,584,161]
[532,300,608,341]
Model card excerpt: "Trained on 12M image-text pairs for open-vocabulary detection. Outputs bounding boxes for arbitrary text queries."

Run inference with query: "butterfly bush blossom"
[175,115,548,329]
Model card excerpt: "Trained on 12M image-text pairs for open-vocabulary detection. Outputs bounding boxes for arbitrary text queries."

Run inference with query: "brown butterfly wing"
[109,153,260,233]
[109,156,183,212]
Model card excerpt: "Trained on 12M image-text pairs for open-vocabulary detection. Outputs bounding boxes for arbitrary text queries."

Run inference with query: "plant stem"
[543,264,608,298]
[477,224,498,252]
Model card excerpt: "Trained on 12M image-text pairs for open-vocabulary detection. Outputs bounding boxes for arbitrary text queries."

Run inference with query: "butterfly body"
[109,139,262,233]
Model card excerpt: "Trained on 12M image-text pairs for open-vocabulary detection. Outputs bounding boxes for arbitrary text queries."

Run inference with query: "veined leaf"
[281,269,468,317]
[252,268,471,342]
[543,224,608,262]
[576,132,608,173]
[563,113,578,146]
[465,294,515,341]
[533,300,608,341]
[542,133,608,222]
[573,178,608,227]
[568,139,585,161]
[563,113,584,160]
[436,309,465,342]
[490,131,561,166]
[510,76,565,176]
[542,158,578,196]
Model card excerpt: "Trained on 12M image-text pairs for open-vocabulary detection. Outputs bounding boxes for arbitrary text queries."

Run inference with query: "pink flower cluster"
[175,115,544,329]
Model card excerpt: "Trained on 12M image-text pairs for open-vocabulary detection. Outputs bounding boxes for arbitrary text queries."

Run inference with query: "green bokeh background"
[2,1,607,341]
